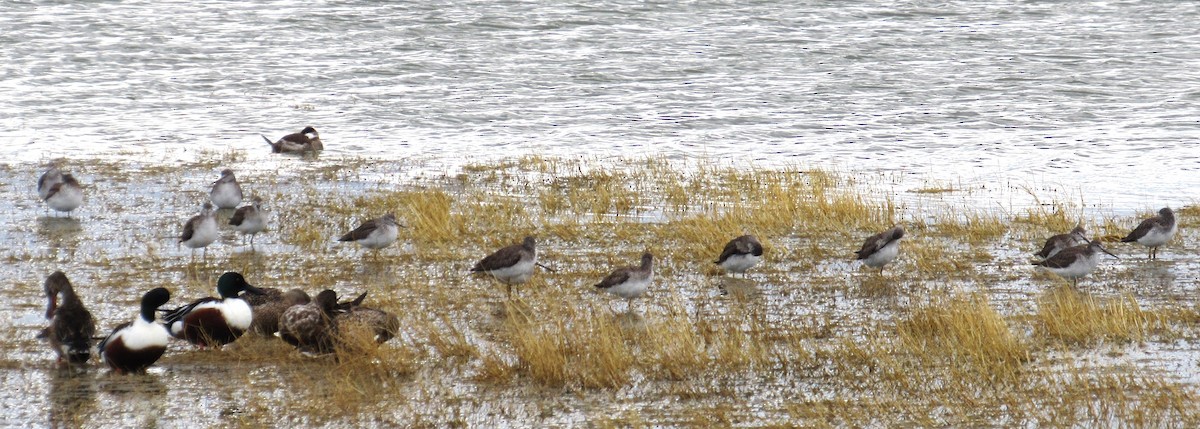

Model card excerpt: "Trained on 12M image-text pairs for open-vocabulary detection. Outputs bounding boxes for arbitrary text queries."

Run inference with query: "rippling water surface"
[3,0,1198,209]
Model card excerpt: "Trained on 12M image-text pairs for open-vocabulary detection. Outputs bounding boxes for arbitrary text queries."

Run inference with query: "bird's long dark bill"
[244,285,267,295]
[1099,246,1119,259]
[536,262,558,273]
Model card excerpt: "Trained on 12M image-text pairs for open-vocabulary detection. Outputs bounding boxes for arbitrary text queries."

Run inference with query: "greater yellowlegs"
[471,236,539,295]
[180,202,219,257]
[230,197,267,246]
[43,173,84,217]
[338,213,401,251]
[1033,240,1118,287]
[210,169,243,209]
[1120,207,1176,260]
[1035,224,1087,259]
[715,235,763,276]
[595,252,654,307]
[854,226,905,273]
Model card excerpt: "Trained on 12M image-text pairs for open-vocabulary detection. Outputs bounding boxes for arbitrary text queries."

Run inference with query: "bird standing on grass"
[1033,240,1118,287]
[1035,224,1087,259]
[854,226,905,274]
[471,236,540,296]
[230,197,267,246]
[338,213,401,251]
[715,235,764,277]
[595,252,654,308]
[1121,207,1176,260]
[209,169,243,209]
[180,202,219,258]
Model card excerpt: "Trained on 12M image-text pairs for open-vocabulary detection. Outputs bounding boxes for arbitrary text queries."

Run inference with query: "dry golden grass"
[897,293,1029,379]
[1035,286,1165,345]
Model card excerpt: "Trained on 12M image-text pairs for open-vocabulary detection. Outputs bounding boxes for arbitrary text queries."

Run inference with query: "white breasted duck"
[261,126,323,154]
[39,271,96,365]
[162,272,265,349]
[338,213,402,250]
[279,289,340,356]
[99,287,172,374]
[209,169,243,209]
[854,226,905,274]
[595,252,654,307]
[43,173,84,217]
[715,234,764,276]
[471,236,539,296]
[180,202,219,257]
[1121,207,1177,260]
[230,197,267,246]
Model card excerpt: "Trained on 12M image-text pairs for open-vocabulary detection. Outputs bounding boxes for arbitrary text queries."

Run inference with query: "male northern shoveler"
[209,169,244,209]
[261,126,323,154]
[335,291,400,344]
[39,271,96,365]
[595,252,654,307]
[471,236,540,295]
[246,288,311,336]
[162,272,264,348]
[715,234,764,276]
[99,287,172,373]
[1121,207,1177,260]
[854,227,905,274]
[279,289,339,356]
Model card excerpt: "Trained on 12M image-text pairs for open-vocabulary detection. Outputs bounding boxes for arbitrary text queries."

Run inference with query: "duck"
[594,252,654,307]
[471,236,539,295]
[209,169,243,209]
[335,292,400,344]
[338,213,402,250]
[246,288,311,336]
[1121,207,1177,260]
[261,126,323,154]
[715,234,764,276]
[98,288,172,374]
[43,173,84,217]
[854,226,905,274]
[279,289,340,356]
[1035,224,1087,259]
[38,271,96,365]
[230,197,267,246]
[161,272,265,349]
[179,202,219,257]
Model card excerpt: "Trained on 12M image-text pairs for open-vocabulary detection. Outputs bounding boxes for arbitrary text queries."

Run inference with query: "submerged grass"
[4,155,1199,427]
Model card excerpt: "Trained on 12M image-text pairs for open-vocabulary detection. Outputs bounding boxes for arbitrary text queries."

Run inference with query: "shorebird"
[162,272,265,349]
[338,213,401,251]
[854,226,905,274]
[336,291,400,344]
[1035,224,1087,259]
[37,161,63,200]
[180,202,219,258]
[230,197,267,246]
[279,289,340,356]
[246,288,311,336]
[43,173,84,217]
[210,169,243,209]
[98,287,172,374]
[1121,207,1177,260]
[262,126,323,154]
[1033,240,1118,287]
[715,235,764,277]
[595,252,654,308]
[471,236,540,296]
[38,271,96,365]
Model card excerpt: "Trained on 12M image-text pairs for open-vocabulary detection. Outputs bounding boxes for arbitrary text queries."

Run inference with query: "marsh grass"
[6,155,1199,427]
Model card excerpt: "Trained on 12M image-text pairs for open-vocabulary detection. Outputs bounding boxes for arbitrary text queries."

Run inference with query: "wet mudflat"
[3,152,1199,427]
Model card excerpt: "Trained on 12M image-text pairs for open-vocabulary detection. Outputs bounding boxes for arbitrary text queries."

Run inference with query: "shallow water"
[2,0,1198,211]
